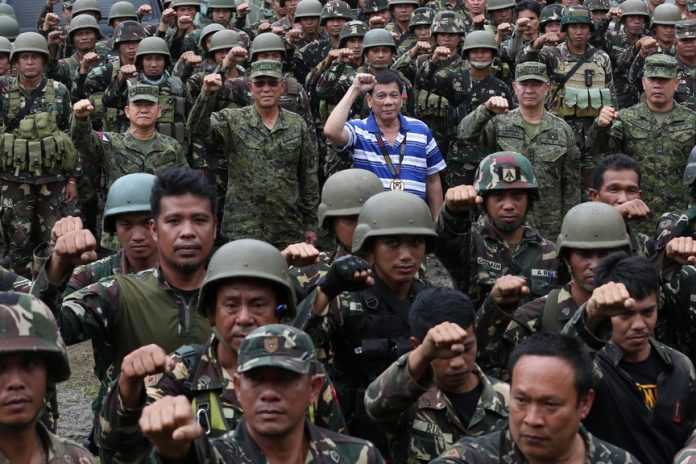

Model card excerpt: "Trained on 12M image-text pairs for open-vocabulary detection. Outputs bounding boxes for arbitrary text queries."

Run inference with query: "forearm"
[324,85,361,145]
[426,174,443,220]
[187,92,216,142]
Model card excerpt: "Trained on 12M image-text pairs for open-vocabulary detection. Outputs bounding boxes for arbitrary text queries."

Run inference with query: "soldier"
[431,332,640,463]
[287,0,323,49]
[174,23,226,84]
[365,287,510,464]
[487,0,515,31]
[588,53,696,232]
[162,0,201,61]
[106,1,138,30]
[457,61,581,239]
[0,38,11,79]
[298,190,437,458]
[386,0,418,49]
[98,240,349,461]
[395,7,435,58]
[140,324,384,463]
[434,152,559,311]
[562,253,696,463]
[676,19,696,110]
[0,32,78,278]
[189,60,319,248]
[584,0,611,49]
[500,1,544,64]
[71,84,189,188]
[361,0,391,29]
[39,0,103,61]
[0,293,96,463]
[182,0,250,56]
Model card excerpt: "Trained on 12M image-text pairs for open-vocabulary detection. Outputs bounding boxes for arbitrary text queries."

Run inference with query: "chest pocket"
[528,268,558,297]
[532,132,567,163]
[409,420,452,463]
[496,126,525,153]
[667,122,694,144]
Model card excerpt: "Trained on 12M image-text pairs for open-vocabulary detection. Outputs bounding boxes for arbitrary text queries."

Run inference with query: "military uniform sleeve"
[187,92,227,145]
[434,205,474,292]
[298,119,320,233]
[70,116,107,166]
[392,52,419,83]
[46,59,73,90]
[561,123,582,215]
[561,303,612,356]
[585,115,622,155]
[474,296,517,377]
[315,375,348,434]
[457,104,498,150]
[102,78,128,109]
[315,62,351,102]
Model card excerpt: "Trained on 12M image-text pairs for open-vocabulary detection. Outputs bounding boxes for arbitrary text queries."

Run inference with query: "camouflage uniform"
[675,20,696,112]
[364,354,509,464]
[187,60,319,248]
[293,35,337,85]
[0,266,31,293]
[431,426,640,463]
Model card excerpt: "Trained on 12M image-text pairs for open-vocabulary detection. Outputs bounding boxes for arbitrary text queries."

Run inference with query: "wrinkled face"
[15,53,45,80]
[513,79,549,108]
[118,40,140,61]
[325,18,348,38]
[484,189,529,228]
[413,24,431,41]
[642,76,679,106]
[589,168,642,206]
[371,235,426,285]
[367,81,402,120]
[0,54,10,77]
[124,100,162,127]
[214,279,279,351]
[0,353,47,430]
[210,7,233,25]
[299,16,320,35]
[491,7,514,24]
[141,54,167,77]
[566,23,591,48]
[566,248,616,289]
[654,24,676,44]
[509,355,593,463]
[431,326,478,393]
[466,0,486,15]
[249,76,286,108]
[114,212,158,263]
[392,3,415,23]
[435,32,461,51]
[151,193,216,274]
[331,215,359,249]
[72,29,98,51]
[678,36,696,58]
[611,293,658,362]
[623,15,646,36]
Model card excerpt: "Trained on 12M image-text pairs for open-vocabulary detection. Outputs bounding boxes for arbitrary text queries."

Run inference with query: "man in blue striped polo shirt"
[324,70,445,218]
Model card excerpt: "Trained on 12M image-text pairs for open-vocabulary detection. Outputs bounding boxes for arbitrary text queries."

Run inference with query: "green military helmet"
[409,7,435,30]
[250,32,286,60]
[71,0,102,20]
[0,292,71,383]
[208,29,243,53]
[102,173,156,233]
[321,0,354,25]
[199,23,226,50]
[295,0,323,19]
[10,32,49,63]
[197,239,297,321]
[364,0,389,13]
[207,0,236,10]
[583,0,610,11]
[135,36,172,67]
[431,10,466,35]
[560,6,594,32]
[619,0,650,20]
[237,324,317,374]
[487,0,515,11]
[0,16,19,41]
[0,3,17,19]
[540,3,564,31]
[474,152,541,200]
[108,1,138,25]
[684,146,696,186]
[0,37,10,54]
[339,20,368,47]
[556,202,630,253]
[462,30,498,55]
[68,14,102,41]
[388,0,419,8]
[352,191,437,254]
[171,0,201,10]
[112,20,147,49]
[318,168,384,228]
[651,3,681,27]
[361,28,396,55]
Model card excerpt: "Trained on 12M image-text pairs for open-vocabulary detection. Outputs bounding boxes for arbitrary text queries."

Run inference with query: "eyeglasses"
[251,78,282,88]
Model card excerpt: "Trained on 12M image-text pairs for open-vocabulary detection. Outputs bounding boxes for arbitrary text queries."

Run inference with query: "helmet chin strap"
[566,260,594,292]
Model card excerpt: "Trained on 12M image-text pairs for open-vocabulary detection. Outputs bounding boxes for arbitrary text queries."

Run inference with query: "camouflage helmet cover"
[0,292,70,383]
[431,10,466,34]
[318,168,384,228]
[103,173,156,233]
[363,0,389,13]
[10,32,49,63]
[208,29,243,52]
[556,202,630,252]
[321,1,354,25]
[0,16,19,41]
[684,145,696,186]
[409,7,436,29]
[68,14,102,41]
[474,152,541,200]
[108,1,139,23]
[560,6,594,32]
[339,20,368,46]
[237,324,317,374]
[540,3,564,28]
[112,20,147,48]
[295,0,323,19]
[583,0,610,11]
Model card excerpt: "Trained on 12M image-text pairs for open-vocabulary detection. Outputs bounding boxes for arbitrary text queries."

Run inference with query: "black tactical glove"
[318,255,372,299]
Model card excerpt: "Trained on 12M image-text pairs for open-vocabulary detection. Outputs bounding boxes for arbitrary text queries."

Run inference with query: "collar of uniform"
[370,269,423,304]
[250,104,290,131]
[183,334,227,392]
[480,215,546,246]
[116,247,133,275]
[122,131,163,151]
[236,417,321,459]
[366,111,410,136]
[603,337,674,368]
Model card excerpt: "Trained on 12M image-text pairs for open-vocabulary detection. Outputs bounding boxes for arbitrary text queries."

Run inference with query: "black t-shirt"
[620,349,662,409]
[446,381,484,427]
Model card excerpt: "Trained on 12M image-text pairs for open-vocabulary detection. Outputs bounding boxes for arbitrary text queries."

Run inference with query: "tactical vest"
[90,59,121,132]
[1,80,77,177]
[277,76,301,114]
[416,88,450,119]
[551,59,611,118]
[155,77,188,147]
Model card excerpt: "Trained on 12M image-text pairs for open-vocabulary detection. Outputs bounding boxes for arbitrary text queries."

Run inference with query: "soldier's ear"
[578,388,595,419]
[308,373,325,403]
[149,218,158,241]
[587,188,599,201]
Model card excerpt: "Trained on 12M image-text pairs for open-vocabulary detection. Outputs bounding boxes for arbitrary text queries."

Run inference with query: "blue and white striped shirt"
[337,112,446,199]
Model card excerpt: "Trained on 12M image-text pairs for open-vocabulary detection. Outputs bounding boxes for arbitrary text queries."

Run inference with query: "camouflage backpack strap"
[285,76,299,97]
[541,288,563,332]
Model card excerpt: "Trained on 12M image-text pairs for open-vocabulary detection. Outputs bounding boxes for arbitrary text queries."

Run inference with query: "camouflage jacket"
[186,65,246,101]
[586,102,696,232]
[65,248,134,297]
[364,354,509,464]
[563,306,696,463]
[70,116,189,188]
[81,57,120,103]
[385,21,416,50]
[183,418,384,463]
[187,95,319,247]
[99,333,347,462]
[431,425,640,463]
[659,262,696,364]
[0,422,96,464]
[457,105,582,239]
[0,265,31,293]
[676,56,696,112]
[434,206,560,310]
[654,205,696,251]
[627,46,677,88]
[608,30,649,109]
[46,51,111,102]
[173,57,218,88]
[293,37,336,85]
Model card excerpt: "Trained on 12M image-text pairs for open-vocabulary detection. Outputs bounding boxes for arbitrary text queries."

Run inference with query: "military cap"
[677,20,696,40]
[128,83,159,102]
[237,324,317,374]
[515,61,549,83]
[250,59,283,79]
[643,53,678,78]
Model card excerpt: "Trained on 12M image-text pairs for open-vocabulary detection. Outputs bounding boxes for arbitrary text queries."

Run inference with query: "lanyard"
[374,132,407,179]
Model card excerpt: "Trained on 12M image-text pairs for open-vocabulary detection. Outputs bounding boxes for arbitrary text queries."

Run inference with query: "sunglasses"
[251,78,281,88]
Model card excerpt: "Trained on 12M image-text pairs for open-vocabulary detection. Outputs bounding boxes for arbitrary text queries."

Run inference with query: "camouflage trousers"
[0,180,65,277]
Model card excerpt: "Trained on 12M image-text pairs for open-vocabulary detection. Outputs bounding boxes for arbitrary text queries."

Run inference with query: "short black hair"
[150,167,217,220]
[369,70,404,94]
[591,154,642,191]
[508,332,594,403]
[409,287,476,342]
[594,251,659,299]
[515,0,541,17]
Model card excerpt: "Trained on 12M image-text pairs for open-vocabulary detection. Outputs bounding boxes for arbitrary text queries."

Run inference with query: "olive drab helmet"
[112,20,147,49]
[388,0,419,8]
[361,28,396,55]
[409,7,436,30]
[352,191,438,253]
[10,32,49,63]
[250,32,286,60]
[619,0,650,21]
[0,4,16,19]
[684,145,696,186]
[583,0,609,11]
[0,37,11,55]
[462,30,499,55]
[68,14,102,42]
[71,0,102,20]
[431,10,467,35]
[295,0,323,19]
[318,169,384,228]
[197,239,297,321]
[560,6,594,32]
[135,36,172,67]
[321,1,354,25]
[339,20,368,47]
[0,16,19,41]
[0,293,71,383]
[487,0,515,11]
[474,152,541,200]
[206,0,236,10]
[171,0,201,10]
[208,29,243,53]
[556,202,630,255]
[102,173,156,233]
[539,4,564,32]
[108,1,138,25]
[199,23,226,50]
[651,3,681,28]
